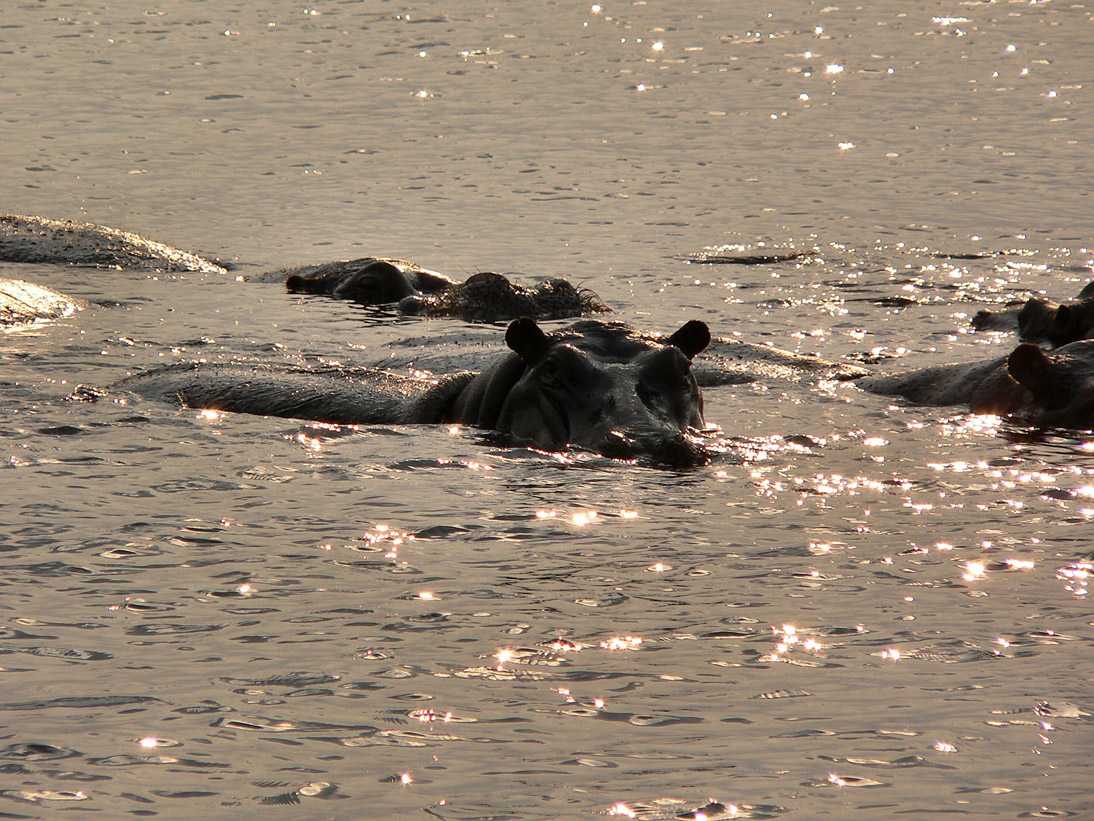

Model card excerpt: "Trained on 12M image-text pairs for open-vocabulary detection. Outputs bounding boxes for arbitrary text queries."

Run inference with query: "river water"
[1,1,1092,818]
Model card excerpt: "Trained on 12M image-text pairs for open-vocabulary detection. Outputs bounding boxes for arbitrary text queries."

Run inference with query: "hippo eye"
[636,383,659,409]
[541,359,559,380]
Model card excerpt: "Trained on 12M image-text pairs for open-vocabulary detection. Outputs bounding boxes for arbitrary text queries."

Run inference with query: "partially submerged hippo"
[858,340,1094,429]
[0,213,224,326]
[971,281,1094,348]
[1,214,226,325]
[274,258,609,322]
[1,213,606,323]
[0,213,228,274]
[278,257,453,304]
[353,324,866,387]
[109,318,713,467]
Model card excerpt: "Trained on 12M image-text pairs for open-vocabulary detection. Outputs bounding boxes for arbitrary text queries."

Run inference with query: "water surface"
[2,2,1092,818]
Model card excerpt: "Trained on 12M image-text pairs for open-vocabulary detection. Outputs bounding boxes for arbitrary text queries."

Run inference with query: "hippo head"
[493,318,712,467]
[1041,301,1094,348]
[331,260,417,304]
[1016,287,1094,348]
[1008,341,1094,428]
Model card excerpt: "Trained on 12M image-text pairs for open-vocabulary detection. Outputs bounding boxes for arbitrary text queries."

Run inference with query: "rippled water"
[2,2,1093,818]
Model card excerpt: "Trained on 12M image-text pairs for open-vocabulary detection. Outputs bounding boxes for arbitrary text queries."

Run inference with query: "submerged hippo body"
[1,214,226,325]
[1,213,227,274]
[112,318,713,466]
[276,259,609,322]
[278,258,456,304]
[859,340,1094,429]
[1,214,606,323]
[971,282,1094,348]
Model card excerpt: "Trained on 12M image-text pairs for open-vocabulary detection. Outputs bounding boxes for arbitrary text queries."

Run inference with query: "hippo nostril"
[595,428,710,468]
[659,435,710,468]
[604,430,628,447]
[633,429,710,468]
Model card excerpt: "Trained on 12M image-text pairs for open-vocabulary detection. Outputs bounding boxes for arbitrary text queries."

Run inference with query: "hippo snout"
[599,427,710,468]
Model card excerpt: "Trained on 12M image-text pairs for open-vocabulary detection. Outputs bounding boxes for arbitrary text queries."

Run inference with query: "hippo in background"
[276,257,453,303]
[272,258,610,322]
[858,339,1094,430]
[1,213,609,323]
[107,318,713,467]
[1,213,224,326]
[971,281,1094,348]
[1,213,228,274]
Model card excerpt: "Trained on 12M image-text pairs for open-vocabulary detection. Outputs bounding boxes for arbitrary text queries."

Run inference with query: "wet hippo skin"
[280,259,610,322]
[971,281,1094,348]
[858,339,1094,429]
[112,318,713,467]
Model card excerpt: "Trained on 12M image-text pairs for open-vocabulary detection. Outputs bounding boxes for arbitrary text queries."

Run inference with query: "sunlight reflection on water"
[2,0,1093,818]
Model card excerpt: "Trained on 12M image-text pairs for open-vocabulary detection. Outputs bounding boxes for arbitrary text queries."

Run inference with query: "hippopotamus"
[278,257,454,304]
[109,318,713,467]
[1,213,606,323]
[858,340,1094,429]
[971,281,1094,348]
[274,258,610,322]
[1,214,226,325]
[1,213,228,274]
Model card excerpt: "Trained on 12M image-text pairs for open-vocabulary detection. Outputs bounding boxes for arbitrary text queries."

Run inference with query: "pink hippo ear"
[1007,343,1056,398]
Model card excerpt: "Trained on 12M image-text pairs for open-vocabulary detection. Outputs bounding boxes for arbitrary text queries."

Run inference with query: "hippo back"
[115,361,468,426]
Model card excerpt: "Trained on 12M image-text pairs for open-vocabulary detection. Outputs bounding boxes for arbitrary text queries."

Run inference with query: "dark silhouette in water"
[277,258,609,322]
[0,213,607,324]
[971,281,1094,348]
[112,318,713,467]
[858,339,1094,429]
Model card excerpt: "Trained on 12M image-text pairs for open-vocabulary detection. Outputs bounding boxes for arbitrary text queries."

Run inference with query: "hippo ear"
[505,317,551,364]
[667,320,711,360]
[1050,304,1078,343]
[1008,343,1056,399]
[1078,281,1094,300]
